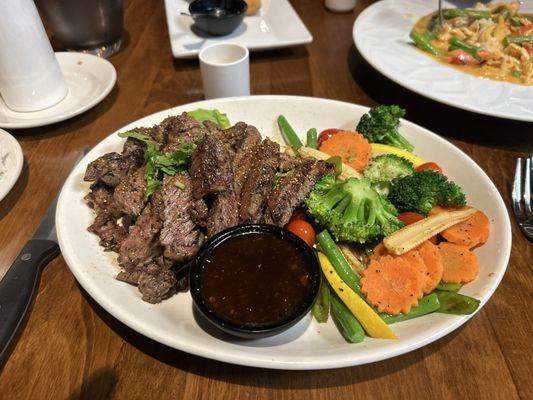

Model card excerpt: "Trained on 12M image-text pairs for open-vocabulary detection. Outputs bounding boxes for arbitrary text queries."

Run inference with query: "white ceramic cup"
[0,0,67,112]
[325,0,357,13]
[199,43,250,99]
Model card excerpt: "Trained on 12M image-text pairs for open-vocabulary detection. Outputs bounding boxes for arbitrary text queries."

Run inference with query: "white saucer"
[0,129,23,202]
[0,52,117,129]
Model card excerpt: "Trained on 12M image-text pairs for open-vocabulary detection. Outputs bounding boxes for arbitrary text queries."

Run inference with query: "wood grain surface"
[1,0,532,398]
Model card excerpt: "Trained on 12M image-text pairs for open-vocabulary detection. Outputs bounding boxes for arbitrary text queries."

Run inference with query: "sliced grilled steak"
[190,198,209,227]
[84,153,131,187]
[239,139,280,223]
[212,121,248,151]
[122,136,146,162]
[118,193,163,270]
[85,185,126,251]
[202,120,222,136]
[190,135,233,199]
[137,262,177,304]
[85,184,123,218]
[279,152,303,171]
[264,158,334,226]
[159,174,204,263]
[232,126,262,199]
[88,214,126,252]
[151,113,206,152]
[206,189,239,237]
[113,167,147,216]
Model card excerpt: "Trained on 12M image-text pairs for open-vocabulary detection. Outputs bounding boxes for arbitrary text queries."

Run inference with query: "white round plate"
[56,96,512,370]
[0,128,23,202]
[0,52,116,129]
[353,0,533,122]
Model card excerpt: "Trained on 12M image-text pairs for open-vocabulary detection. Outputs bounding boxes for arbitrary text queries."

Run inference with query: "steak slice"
[159,174,204,263]
[85,185,126,251]
[190,135,233,199]
[88,214,126,252]
[137,260,177,303]
[190,198,209,227]
[84,153,129,187]
[264,158,334,227]
[118,193,163,270]
[212,121,248,152]
[113,167,147,216]
[279,152,303,171]
[238,139,280,223]
[232,126,262,199]
[151,113,206,152]
[206,189,239,237]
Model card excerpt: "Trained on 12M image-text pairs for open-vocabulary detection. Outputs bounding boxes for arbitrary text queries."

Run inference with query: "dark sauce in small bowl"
[190,225,320,339]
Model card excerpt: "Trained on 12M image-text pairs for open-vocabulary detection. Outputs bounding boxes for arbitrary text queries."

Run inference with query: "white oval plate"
[0,52,116,129]
[0,129,23,202]
[56,96,511,370]
[353,0,533,122]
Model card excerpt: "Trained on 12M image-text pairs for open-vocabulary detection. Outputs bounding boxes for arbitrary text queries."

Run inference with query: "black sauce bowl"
[188,0,247,36]
[189,224,321,339]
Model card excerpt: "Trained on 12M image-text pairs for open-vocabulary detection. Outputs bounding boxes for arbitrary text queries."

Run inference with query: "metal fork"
[512,156,533,240]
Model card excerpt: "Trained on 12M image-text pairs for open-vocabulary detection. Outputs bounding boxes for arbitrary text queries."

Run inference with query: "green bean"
[410,29,441,56]
[316,230,362,295]
[435,290,480,315]
[442,9,491,20]
[306,128,318,149]
[503,35,533,47]
[312,278,330,323]
[449,37,481,59]
[512,70,522,78]
[326,156,343,176]
[380,294,440,324]
[509,16,523,27]
[330,292,365,343]
[277,115,303,150]
[436,282,462,292]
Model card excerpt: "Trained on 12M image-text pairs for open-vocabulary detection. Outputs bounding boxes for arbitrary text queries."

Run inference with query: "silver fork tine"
[512,157,523,218]
[525,157,532,220]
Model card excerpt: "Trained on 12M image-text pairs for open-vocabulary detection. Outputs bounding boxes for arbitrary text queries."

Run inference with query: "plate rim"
[353,0,533,122]
[0,52,117,129]
[56,95,512,370]
[164,0,313,58]
[0,128,23,202]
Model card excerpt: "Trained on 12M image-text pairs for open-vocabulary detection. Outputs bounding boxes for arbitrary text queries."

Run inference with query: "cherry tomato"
[289,207,308,222]
[398,212,437,244]
[398,212,425,226]
[317,129,340,148]
[450,50,479,66]
[286,219,316,247]
[416,162,443,174]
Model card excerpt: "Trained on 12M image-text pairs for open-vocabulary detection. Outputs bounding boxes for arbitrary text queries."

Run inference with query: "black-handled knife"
[0,148,88,362]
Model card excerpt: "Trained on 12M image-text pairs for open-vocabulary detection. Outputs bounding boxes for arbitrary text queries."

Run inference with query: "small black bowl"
[189,224,321,339]
[189,0,247,36]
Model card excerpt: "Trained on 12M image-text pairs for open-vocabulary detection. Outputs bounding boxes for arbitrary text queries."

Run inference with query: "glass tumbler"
[35,0,123,58]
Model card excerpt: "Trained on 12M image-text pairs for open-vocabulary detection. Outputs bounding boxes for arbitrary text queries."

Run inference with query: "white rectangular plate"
[164,0,313,58]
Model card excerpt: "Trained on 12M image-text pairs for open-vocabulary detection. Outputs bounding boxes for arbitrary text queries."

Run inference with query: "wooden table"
[1,0,531,398]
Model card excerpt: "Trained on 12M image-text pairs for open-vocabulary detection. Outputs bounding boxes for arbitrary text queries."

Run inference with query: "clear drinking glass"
[35,0,123,58]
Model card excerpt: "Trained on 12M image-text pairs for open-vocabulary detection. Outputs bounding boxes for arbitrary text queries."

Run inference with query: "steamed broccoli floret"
[356,105,414,152]
[305,175,403,243]
[388,170,466,215]
[363,154,414,195]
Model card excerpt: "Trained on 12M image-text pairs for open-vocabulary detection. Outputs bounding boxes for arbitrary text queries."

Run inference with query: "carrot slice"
[319,131,372,172]
[430,206,490,249]
[438,242,479,284]
[416,241,443,293]
[361,255,425,315]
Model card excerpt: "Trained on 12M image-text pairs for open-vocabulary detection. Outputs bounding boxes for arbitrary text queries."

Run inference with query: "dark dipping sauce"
[199,232,314,326]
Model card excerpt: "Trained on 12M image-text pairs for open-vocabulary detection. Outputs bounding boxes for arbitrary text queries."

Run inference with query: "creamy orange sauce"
[413,13,531,86]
